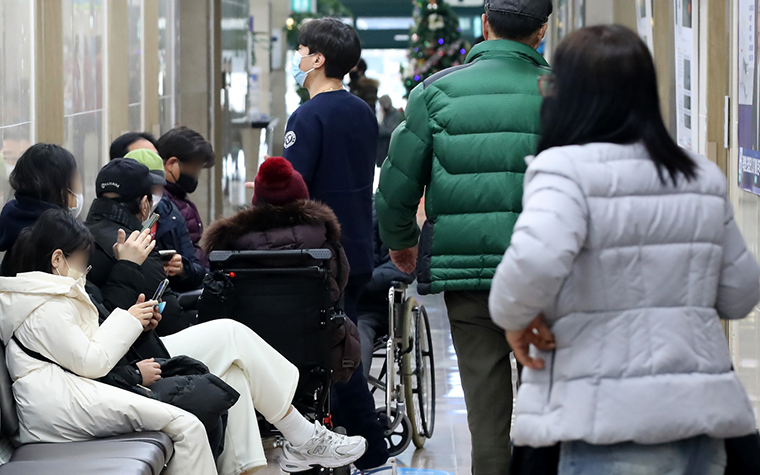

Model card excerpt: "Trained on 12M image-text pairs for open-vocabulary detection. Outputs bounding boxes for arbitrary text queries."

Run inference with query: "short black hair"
[356,58,367,73]
[6,208,94,276]
[486,10,545,41]
[109,132,158,160]
[298,18,362,79]
[157,126,214,168]
[9,143,78,209]
[102,194,150,217]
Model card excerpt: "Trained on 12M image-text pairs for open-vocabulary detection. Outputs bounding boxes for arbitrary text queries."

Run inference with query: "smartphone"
[152,278,170,302]
[159,250,178,262]
[142,213,160,232]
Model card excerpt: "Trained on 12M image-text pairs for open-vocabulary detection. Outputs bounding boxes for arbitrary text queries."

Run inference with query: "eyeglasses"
[537,75,554,98]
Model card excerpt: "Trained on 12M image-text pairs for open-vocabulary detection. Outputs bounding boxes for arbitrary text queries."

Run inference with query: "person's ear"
[51,249,65,274]
[482,14,490,41]
[312,53,326,71]
[165,157,179,180]
[534,24,548,49]
[141,196,151,219]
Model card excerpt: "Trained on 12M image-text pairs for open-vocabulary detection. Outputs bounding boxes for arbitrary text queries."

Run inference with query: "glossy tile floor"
[380,291,472,475]
[259,290,474,475]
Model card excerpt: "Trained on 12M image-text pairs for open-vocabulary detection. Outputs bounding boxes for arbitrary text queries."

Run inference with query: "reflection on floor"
[258,291,472,475]
[376,291,471,475]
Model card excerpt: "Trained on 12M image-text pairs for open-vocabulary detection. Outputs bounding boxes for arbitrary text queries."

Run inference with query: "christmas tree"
[403,0,468,95]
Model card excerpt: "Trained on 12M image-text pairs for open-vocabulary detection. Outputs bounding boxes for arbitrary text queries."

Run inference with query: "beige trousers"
[161,319,300,475]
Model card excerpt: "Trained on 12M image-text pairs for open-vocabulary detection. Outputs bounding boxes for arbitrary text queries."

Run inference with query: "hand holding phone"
[113,229,155,265]
[142,213,160,232]
[162,252,184,277]
[152,279,170,313]
[159,250,178,262]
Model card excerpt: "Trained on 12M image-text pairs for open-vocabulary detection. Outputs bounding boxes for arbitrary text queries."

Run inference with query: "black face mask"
[349,71,360,82]
[177,173,199,194]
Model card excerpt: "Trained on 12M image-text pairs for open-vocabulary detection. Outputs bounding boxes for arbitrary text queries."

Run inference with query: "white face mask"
[291,52,316,87]
[56,256,89,286]
[151,193,163,213]
[69,192,84,219]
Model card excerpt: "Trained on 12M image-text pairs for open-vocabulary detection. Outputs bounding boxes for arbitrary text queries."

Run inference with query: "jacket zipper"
[547,349,556,404]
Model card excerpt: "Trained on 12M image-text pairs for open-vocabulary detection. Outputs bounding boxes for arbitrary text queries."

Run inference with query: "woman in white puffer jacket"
[0,209,368,475]
[0,210,218,475]
[489,25,760,475]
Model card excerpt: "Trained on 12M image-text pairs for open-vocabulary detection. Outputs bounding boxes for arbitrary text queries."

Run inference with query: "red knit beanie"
[252,157,309,206]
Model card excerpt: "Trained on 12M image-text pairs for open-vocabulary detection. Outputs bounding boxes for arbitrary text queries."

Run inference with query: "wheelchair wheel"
[401,301,436,448]
[377,406,412,456]
[415,306,435,439]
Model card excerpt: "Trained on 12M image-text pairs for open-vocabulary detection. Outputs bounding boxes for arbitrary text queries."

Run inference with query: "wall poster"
[738,0,760,195]
[674,0,695,151]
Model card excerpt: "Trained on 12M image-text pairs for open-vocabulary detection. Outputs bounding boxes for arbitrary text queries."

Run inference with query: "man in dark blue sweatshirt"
[281,17,387,472]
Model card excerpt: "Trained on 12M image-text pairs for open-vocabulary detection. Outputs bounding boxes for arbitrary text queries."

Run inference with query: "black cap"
[96,158,153,202]
[485,0,553,22]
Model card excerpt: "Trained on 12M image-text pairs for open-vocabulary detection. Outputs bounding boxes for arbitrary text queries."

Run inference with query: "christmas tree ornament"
[403,0,470,95]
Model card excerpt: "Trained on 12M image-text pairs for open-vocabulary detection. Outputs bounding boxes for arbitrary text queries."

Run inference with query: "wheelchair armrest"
[177,289,203,310]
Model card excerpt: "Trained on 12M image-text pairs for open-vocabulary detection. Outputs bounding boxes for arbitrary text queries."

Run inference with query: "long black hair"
[9,143,79,209]
[537,25,697,185]
[6,209,94,276]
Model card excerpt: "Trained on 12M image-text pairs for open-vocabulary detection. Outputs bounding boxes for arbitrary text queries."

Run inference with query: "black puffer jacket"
[114,354,239,461]
[88,292,237,460]
[85,198,196,336]
[203,200,350,303]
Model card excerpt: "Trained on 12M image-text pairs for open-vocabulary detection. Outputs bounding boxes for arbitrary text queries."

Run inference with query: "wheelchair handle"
[209,249,333,263]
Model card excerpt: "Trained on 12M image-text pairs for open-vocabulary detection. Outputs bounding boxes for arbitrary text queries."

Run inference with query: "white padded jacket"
[490,142,760,447]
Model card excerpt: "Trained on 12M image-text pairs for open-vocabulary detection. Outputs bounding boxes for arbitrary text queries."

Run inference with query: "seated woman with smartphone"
[0,209,218,475]
[80,159,367,475]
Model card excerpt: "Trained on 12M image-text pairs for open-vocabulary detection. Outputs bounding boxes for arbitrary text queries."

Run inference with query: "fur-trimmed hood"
[203,200,342,255]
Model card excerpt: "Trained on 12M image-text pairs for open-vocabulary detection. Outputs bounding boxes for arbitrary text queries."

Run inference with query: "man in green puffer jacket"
[376,1,552,473]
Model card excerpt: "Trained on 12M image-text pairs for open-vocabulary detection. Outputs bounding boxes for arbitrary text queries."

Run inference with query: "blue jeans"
[559,435,726,475]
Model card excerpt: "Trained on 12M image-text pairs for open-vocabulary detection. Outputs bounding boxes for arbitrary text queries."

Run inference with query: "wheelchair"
[197,248,349,474]
[367,282,436,456]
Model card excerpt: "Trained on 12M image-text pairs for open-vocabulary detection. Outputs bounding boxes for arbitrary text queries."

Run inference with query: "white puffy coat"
[0,272,191,443]
[490,143,760,447]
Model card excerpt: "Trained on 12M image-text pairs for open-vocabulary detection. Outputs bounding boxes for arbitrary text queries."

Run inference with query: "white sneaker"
[350,457,398,475]
[279,422,368,473]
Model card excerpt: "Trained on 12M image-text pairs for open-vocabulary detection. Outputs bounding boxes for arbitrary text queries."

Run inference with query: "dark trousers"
[357,310,387,380]
[331,274,390,469]
[445,290,516,475]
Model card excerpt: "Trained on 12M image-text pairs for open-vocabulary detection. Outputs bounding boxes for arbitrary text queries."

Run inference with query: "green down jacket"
[376,39,549,294]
